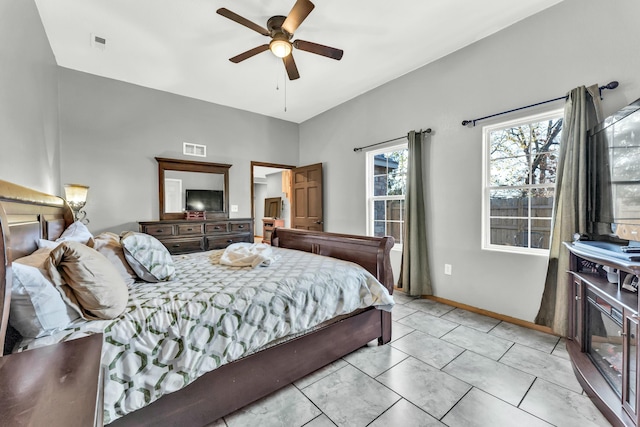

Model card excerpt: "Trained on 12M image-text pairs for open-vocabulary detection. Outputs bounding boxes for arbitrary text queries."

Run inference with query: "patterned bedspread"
[18,247,394,423]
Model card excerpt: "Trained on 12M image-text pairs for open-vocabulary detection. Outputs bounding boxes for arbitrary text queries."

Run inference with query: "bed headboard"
[0,180,74,354]
[271,228,395,293]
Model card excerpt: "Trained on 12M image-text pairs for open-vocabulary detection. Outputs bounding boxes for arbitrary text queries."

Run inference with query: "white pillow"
[38,220,94,249]
[9,251,80,338]
[59,221,94,244]
[38,239,59,249]
[120,231,175,282]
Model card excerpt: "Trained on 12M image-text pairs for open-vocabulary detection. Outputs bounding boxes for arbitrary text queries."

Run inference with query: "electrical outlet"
[231,205,239,212]
[444,264,452,275]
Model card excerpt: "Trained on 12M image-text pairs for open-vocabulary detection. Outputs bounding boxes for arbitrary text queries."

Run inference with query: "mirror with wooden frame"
[264,197,282,218]
[156,157,231,220]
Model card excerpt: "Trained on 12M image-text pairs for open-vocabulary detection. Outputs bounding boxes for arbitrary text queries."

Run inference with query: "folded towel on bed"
[216,242,279,268]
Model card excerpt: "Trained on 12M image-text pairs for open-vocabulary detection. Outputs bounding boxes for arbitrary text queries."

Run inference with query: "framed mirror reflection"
[156,157,230,220]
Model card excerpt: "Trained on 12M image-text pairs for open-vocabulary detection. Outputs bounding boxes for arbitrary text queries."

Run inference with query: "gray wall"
[57,69,300,234]
[0,0,60,193]
[298,0,640,321]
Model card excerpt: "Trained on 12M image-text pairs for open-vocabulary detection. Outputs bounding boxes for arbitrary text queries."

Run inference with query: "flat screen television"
[185,189,223,212]
[589,97,640,241]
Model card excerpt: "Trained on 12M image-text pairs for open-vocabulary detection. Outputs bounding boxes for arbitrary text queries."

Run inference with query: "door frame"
[251,161,296,237]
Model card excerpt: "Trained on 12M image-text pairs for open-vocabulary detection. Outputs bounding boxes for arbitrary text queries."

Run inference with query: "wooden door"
[291,163,323,231]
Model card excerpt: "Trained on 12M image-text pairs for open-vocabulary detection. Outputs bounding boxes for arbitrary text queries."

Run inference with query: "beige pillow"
[46,241,128,320]
[90,232,137,286]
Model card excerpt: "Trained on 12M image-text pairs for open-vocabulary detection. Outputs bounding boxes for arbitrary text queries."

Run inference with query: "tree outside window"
[367,144,408,246]
[483,109,563,252]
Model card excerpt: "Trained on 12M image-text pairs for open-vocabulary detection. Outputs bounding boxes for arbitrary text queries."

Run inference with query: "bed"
[0,179,395,426]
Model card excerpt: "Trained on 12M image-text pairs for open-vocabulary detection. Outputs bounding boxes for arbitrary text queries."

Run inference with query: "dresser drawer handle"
[227,239,233,243]
[186,228,193,231]
[172,244,181,248]
[214,226,221,230]
[156,229,164,233]
[238,225,244,229]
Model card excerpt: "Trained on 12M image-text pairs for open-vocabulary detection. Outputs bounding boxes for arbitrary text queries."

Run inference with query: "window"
[482,109,563,254]
[366,143,408,247]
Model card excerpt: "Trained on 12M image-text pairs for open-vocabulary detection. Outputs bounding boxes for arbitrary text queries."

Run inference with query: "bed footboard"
[271,228,395,293]
[272,228,394,346]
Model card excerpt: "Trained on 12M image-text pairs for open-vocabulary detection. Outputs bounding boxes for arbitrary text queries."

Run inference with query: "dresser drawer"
[177,223,203,235]
[205,222,228,234]
[142,224,174,237]
[206,234,252,250]
[230,222,251,233]
[139,218,252,252]
[161,237,204,254]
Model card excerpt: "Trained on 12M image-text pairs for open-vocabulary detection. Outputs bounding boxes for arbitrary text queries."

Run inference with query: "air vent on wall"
[90,33,106,51]
[183,142,206,157]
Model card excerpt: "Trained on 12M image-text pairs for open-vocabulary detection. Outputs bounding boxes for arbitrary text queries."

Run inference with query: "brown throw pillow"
[90,232,137,286]
[46,241,128,320]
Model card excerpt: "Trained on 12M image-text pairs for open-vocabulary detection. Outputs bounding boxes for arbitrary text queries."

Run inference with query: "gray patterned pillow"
[120,231,175,282]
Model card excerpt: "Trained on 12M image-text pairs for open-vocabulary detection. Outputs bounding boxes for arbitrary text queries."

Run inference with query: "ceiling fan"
[217,0,343,80]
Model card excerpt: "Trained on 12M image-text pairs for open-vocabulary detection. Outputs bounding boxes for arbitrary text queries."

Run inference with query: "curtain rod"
[460,81,619,127]
[353,128,432,152]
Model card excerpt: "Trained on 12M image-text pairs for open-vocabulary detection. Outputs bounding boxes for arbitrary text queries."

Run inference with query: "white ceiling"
[34,0,563,124]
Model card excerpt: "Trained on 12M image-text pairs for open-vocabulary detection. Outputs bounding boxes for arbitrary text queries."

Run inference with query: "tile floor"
[207,292,612,427]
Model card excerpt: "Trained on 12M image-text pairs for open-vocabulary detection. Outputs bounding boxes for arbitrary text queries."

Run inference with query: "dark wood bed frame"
[0,179,394,426]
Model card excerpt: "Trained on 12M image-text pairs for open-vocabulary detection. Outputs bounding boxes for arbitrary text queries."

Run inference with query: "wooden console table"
[0,333,104,426]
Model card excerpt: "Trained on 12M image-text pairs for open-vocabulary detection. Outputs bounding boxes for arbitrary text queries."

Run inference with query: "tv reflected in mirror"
[186,189,223,212]
[264,197,281,218]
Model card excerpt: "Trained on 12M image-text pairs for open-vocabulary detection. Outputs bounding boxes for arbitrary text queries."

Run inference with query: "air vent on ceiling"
[183,142,206,157]
[90,33,106,51]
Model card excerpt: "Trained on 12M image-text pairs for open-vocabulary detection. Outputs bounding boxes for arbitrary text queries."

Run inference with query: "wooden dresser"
[262,218,284,245]
[139,218,253,254]
[0,333,104,427]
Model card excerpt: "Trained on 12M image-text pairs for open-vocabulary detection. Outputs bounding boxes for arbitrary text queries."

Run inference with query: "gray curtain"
[535,85,602,336]
[398,130,432,296]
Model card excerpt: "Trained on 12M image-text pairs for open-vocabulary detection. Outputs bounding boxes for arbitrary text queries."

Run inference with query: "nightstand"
[262,218,285,244]
[0,333,104,426]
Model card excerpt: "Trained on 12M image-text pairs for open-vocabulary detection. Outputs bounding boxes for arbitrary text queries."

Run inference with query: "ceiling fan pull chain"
[284,69,288,112]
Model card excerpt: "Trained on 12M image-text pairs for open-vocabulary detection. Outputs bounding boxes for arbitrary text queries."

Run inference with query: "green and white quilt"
[18,247,394,424]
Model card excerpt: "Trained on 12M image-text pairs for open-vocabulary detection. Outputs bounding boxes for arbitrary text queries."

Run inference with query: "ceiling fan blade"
[293,40,343,60]
[229,44,270,63]
[217,8,270,36]
[283,54,300,80]
[282,0,315,35]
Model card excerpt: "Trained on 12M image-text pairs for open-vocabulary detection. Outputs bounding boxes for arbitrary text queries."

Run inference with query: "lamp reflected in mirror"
[64,183,90,223]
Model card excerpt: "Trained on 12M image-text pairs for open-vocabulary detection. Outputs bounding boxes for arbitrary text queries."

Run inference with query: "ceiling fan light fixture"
[270,38,292,58]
